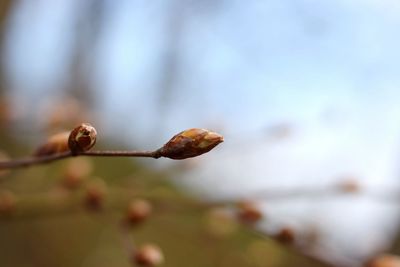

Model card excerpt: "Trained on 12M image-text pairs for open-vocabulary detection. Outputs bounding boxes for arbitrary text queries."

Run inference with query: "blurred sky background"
[2,0,400,266]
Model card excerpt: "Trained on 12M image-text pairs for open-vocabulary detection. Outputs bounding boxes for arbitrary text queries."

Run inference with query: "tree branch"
[0,149,163,170]
[0,126,223,170]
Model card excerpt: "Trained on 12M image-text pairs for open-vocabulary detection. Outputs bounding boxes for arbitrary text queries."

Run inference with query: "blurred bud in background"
[33,131,70,156]
[133,244,164,267]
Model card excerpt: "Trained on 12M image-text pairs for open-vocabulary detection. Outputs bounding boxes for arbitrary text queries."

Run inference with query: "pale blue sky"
[4,1,400,143]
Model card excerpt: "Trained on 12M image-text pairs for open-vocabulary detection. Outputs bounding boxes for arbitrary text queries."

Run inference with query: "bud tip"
[159,128,223,160]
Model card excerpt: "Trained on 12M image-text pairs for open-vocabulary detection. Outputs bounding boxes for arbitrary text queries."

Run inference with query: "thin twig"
[0,151,73,169]
[245,227,339,267]
[0,149,162,170]
[82,150,161,158]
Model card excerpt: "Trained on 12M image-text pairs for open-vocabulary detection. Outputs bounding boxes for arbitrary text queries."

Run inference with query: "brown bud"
[34,132,70,156]
[84,179,107,211]
[236,200,263,224]
[367,254,400,267]
[125,199,152,225]
[159,128,223,160]
[133,244,164,266]
[275,227,295,244]
[68,123,97,154]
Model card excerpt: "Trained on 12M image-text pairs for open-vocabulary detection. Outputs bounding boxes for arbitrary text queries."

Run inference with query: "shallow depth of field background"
[1,1,400,267]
